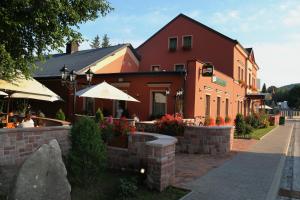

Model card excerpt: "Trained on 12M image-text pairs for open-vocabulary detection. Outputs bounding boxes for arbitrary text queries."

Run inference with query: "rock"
[11,139,71,200]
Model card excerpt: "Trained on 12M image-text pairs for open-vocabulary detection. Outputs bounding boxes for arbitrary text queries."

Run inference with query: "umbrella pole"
[6,94,11,124]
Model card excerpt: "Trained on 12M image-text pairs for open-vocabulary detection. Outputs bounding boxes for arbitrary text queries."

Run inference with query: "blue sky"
[77,0,300,87]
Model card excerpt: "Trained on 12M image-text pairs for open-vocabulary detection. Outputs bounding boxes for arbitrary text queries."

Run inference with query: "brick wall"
[0,126,71,166]
[107,132,177,191]
[177,126,234,154]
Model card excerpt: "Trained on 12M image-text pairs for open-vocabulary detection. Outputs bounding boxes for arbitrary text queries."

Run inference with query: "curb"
[259,125,279,140]
[178,191,193,200]
[265,124,295,200]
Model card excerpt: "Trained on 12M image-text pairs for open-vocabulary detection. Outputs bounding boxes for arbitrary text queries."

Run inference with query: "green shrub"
[68,117,106,186]
[118,177,138,199]
[55,108,65,121]
[235,114,246,135]
[259,113,269,128]
[95,108,104,123]
[279,116,285,125]
[245,124,253,136]
[245,114,260,129]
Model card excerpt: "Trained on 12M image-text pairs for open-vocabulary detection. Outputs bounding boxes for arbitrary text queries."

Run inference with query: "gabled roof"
[246,48,253,54]
[137,13,252,57]
[34,44,139,77]
[137,13,238,49]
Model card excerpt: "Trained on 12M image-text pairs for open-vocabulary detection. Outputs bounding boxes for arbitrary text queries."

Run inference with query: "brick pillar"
[146,143,176,191]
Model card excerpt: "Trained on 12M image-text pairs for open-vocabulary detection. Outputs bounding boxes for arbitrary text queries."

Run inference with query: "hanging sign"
[212,76,227,87]
[202,63,214,77]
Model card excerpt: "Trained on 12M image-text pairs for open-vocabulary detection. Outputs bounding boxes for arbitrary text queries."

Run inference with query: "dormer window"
[168,37,177,51]
[182,35,192,49]
[151,65,160,71]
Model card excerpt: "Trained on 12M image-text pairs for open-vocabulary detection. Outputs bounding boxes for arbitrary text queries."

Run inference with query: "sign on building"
[202,63,214,77]
[212,76,227,87]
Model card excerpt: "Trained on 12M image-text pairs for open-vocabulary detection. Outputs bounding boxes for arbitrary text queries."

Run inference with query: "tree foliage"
[90,34,101,49]
[288,86,300,109]
[261,83,267,93]
[101,34,111,47]
[0,0,113,80]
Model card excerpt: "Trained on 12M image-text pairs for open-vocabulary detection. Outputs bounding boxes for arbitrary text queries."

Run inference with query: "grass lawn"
[250,125,276,140]
[71,170,189,200]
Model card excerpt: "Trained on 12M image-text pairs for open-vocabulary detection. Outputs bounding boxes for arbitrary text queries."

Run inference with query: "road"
[277,120,300,200]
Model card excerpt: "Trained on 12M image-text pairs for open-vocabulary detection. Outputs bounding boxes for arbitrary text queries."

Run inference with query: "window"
[182,35,192,49]
[151,65,160,71]
[249,73,251,85]
[152,92,167,117]
[238,67,240,80]
[175,64,185,72]
[240,101,243,114]
[241,69,244,81]
[225,98,229,116]
[237,101,240,114]
[217,97,221,116]
[168,37,177,51]
[205,95,211,117]
[84,97,95,115]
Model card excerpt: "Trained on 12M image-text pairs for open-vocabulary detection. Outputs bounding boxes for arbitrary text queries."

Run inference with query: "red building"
[34,14,262,122]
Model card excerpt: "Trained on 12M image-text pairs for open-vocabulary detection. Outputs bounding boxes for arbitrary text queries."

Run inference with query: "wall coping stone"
[185,125,234,130]
[0,125,71,134]
[134,131,177,147]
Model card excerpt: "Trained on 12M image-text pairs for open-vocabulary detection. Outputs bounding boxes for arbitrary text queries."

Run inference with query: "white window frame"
[150,90,168,116]
[151,65,161,72]
[182,35,193,49]
[168,36,178,51]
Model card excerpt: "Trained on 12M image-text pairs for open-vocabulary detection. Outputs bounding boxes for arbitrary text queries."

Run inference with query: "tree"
[288,86,300,109]
[101,34,111,47]
[0,0,113,81]
[261,83,267,93]
[90,35,101,49]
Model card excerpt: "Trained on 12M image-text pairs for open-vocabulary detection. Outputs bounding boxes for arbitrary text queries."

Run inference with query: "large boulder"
[11,139,71,200]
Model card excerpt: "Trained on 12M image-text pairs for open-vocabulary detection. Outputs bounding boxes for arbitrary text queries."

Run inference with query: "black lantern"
[69,70,77,82]
[85,68,94,84]
[60,65,69,81]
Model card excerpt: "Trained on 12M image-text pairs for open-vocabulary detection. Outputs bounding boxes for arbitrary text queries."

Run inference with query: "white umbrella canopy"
[259,105,273,110]
[9,92,62,102]
[0,91,8,96]
[76,81,140,102]
[0,77,61,100]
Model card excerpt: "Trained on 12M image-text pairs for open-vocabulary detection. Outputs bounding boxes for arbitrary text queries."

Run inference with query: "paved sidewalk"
[182,125,294,200]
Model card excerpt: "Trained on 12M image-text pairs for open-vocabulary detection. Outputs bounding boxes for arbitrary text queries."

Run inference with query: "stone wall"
[177,126,234,155]
[0,126,71,166]
[107,132,177,191]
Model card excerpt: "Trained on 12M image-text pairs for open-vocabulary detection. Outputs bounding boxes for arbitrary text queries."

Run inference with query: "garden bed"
[71,170,189,200]
[235,126,276,140]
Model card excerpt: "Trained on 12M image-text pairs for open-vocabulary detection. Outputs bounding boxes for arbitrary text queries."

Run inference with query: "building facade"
[34,14,262,122]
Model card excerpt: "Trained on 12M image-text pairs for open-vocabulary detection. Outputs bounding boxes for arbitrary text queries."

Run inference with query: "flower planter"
[108,135,128,148]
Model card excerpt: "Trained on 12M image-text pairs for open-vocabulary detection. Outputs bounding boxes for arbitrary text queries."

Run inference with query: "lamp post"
[59,65,94,120]
[175,88,184,116]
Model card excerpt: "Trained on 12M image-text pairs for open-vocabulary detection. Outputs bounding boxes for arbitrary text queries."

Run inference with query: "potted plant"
[204,116,215,126]
[215,116,225,126]
[225,116,231,125]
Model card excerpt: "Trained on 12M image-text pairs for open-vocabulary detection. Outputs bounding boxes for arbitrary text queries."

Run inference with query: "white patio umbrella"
[0,91,8,96]
[259,105,273,110]
[76,81,140,102]
[0,77,62,122]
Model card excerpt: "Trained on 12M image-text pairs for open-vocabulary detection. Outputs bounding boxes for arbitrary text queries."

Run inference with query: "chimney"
[66,41,79,54]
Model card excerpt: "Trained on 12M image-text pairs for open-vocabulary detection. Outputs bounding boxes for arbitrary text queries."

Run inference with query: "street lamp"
[59,65,94,121]
[85,68,94,85]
